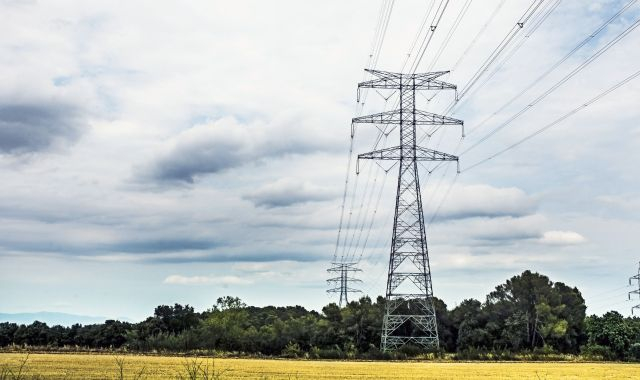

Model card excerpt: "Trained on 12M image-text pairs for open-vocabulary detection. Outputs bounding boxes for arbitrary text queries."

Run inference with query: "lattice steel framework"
[630,262,640,315]
[327,262,362,307]
[354,69,462,351]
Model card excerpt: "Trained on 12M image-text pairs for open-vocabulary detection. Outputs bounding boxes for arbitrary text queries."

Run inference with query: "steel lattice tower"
[327,262,362,307]
[630,262,640,315]
[353,69,462,351]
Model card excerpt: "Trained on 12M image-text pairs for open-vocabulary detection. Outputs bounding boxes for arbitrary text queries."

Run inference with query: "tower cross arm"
[358,146,459,162]
[352,110,463,126]
[327,277,362,283]
[327,288,362,294]
[357,78,455,90]
[363,69,449,81]
[412,78,456,91]
[357,69,456,101]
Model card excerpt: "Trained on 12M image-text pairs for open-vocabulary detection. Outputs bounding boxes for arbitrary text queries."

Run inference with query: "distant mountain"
[0,312,128,326]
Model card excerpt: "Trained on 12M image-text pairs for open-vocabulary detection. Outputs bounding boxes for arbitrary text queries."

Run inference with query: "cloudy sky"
[1,0,639,321]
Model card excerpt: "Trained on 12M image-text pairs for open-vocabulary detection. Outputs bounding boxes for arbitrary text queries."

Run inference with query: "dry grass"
[1,353,640,379]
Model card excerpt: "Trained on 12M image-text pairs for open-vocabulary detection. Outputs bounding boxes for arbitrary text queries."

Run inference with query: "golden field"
[1,353,640,379]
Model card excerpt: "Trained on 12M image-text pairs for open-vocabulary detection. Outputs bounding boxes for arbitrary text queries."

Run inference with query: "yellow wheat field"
[1,353,640,379]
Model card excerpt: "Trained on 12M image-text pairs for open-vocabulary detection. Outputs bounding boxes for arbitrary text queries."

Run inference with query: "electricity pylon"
[327,262,362,307]
[353,69,462,351]
[630,261,640,315]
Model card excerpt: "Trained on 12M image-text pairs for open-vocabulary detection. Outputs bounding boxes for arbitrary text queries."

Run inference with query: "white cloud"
[163,274,252,286]
[232,262,274,272]
[540,230,586,245]
[429,184,537,221]
[467,214,545,242]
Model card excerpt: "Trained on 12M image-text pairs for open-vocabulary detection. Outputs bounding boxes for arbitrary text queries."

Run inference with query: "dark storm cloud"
[433,207,535,222]
[148,250,326,264]
[139,116,336,184]
[0,240,324,264]
[243,178,336,208]
[145,137,246,183]
[0,103,84,154]
[245,191,331,208]
[0,237,221,254]
[108,239,221,253]
[472,231,542,242]
[470,227,542,243]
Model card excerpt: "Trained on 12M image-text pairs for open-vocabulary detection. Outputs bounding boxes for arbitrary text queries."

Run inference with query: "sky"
[1,0,639,322]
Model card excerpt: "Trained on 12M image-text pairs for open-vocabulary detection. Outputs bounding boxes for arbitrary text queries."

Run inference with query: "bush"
[308,346,321,359]
[581,344,615,361]
[359,345,391,360]
[490,349,515,361]
[397,344,424,358]
[281,342,303,358]
[455,347,484,360]
[317,348,345,359]
[626,343,640,362]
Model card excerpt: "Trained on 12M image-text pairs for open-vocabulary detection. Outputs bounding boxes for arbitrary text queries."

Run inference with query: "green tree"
[451,299,490,350]
[485,270,585,352]
[585,311,638,359]
[0,322,18,346]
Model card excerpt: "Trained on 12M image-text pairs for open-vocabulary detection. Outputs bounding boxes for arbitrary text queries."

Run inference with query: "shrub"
[308,346,321,360]
[281,342,303,358]
[317,348,345,359]
[581,344,615,361]
[455,347,484,360]
[626,343,640,362]
[397,344,423,358]
[359,345,391,360]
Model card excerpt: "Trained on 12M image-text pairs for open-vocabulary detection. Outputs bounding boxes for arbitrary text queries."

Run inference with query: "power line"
[450,0,562,114]
[451,0,506,73]
[400,0,437,73]
[360,200,395,268]
[588,284,633,301]
[333,0,394,264]
[428,172,459,227]
[462,67,640,173]
[461,14,640,156]
[352,169,392,264]
[431,0,546,119]
[332,132,356,262]
[424,2,640,224]
[426,0,473,72]
[408,1,512,209]
[329,0,397,304]
[466,0,639,138]
[367,1,453,151]
[423,0,547,133]
[453,0,546,103]
[630,262,640,315]
[372,0,395,71]
[409,0,451,74]
[415,2,553,232]
[357,0,397,112]
[589,298,632,311]
[338,167,361,262]
[344,161,376,262]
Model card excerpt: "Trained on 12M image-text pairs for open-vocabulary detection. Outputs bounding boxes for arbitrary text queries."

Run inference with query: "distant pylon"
[629,261,640,315]
[327,262,362,307]
[353,69,462,351]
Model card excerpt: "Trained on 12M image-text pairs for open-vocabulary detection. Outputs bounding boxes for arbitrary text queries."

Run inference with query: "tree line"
[1,270,639,360]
